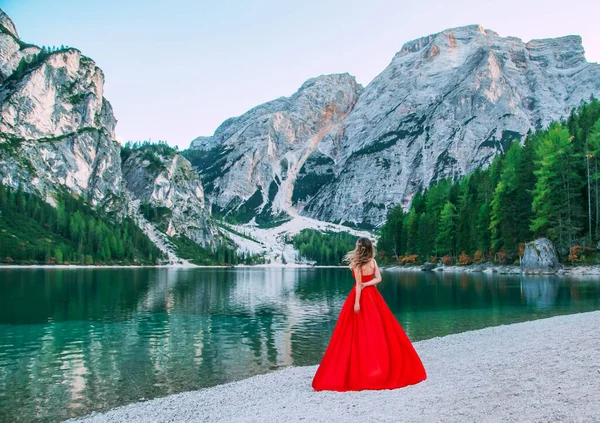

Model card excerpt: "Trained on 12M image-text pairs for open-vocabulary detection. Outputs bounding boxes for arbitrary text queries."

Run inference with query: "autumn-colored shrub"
[3,257,14,263]
[398,254,419,265]
[518,243,525,257]
[568,245,583,263]
[429,255,438,264]
[441,255,453,266]
[473,250,483,264]
[458,251,472,265]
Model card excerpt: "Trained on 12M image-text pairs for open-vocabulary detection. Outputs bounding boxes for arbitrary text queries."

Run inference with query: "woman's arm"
[362,258,382,287]
[353,266,362,313]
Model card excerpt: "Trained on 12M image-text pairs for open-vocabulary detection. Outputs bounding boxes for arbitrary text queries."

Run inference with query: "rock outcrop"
[421,262,437,271]
[0,43,125,210]
[0,9,216,257]
[521,238,561,273]
[121,146,216,246]
[189,25,600,227]
[0,9,40,83]
[186,74,362,223]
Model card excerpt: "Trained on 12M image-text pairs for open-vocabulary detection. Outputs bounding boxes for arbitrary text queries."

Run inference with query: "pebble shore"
[69,311,600,422]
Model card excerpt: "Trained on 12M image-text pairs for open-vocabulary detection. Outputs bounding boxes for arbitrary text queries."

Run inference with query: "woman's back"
[351,259,376,281]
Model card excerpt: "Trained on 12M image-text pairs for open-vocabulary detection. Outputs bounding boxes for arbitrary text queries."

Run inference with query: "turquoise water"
[1,267,599,422]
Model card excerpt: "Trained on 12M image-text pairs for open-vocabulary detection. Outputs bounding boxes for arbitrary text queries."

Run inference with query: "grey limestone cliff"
[189,25,600,227]
[0,9,216,256]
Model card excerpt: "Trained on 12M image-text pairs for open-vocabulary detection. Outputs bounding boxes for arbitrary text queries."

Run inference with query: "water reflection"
[0,268,599,422]
[521,277,560,310]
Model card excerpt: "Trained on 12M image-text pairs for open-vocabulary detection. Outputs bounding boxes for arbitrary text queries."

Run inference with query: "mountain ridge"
[2,9,600,263]
[188,24,600,227]
[0,9,217,263]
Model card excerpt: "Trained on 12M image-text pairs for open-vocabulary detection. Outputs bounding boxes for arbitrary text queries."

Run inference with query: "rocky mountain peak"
[121,144,217,246]
[397,24,495,57]
[0,48,113,141]
[526,35,586,68]
[0,8,19,38]
[296,72,362,96]
[187,72,362,223]
[0,8,40,83]
[0,9,216,262]
[192,72,362,149]
[189,26,600,227]
[0,14,121,209]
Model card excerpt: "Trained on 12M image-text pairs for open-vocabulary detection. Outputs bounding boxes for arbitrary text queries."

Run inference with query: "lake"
[1,267,600,422]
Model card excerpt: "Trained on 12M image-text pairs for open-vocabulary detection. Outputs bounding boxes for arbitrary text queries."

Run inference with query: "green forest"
[378,99,600,266]
[169,233,267,266]
[0,180,266,266]
[292,229,359,265]
[120,140,178,163]
[0,183,164,265]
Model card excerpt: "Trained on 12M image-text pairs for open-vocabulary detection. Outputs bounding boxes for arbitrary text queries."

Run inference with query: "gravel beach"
[69,311,600,423]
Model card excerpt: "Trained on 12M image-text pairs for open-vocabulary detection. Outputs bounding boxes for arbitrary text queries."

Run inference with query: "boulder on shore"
[521,238,561,274]
[421,262,437,271]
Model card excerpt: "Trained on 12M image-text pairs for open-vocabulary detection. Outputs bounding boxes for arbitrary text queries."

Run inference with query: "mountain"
[3,7,600,263]
[188,25,600,227]
[0,9,215,262]
[121,143,216,246]
[186,74,362,225]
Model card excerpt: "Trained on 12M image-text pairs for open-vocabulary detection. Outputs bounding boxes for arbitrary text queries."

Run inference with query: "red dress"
[312,270,427,391]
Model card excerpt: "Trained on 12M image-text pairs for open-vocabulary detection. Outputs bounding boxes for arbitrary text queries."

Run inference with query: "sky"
[2,0,599,149]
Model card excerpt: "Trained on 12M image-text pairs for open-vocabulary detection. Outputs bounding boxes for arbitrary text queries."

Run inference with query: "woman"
[312,237,427,391]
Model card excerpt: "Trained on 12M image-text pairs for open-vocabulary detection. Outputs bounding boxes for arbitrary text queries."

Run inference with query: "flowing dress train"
[312,271,427,391]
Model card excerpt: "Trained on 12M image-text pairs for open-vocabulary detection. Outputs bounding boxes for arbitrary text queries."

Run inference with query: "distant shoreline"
[3,263,600,274]
[0,263,348,270]
[383,263,600,276]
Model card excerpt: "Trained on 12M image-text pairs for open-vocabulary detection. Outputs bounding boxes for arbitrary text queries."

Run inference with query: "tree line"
[293,229,359,265]
[0,182,164,265]
[378,99,600,265]
[169,233,267,266]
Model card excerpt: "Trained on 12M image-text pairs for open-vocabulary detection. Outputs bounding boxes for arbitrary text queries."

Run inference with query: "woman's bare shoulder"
[368,258,378,272]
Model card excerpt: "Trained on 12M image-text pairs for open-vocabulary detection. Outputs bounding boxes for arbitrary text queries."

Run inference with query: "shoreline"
[0,263,348,269]
[68,311,600,422]
[3,262,599,275]
[384,262,600,276]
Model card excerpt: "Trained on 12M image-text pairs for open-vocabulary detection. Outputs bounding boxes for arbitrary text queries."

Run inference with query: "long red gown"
[312,270,427,391]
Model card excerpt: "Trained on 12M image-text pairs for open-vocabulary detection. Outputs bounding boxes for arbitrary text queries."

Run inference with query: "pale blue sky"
[2,0,599,149]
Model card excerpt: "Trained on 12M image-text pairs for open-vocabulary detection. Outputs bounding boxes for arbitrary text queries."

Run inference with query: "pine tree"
[489,181,507,251]
[55,248,63,265]
[378,206,405,260]
[531,123,583,255]
[476,202,491,253]
[456,177,475,254]
[405,210,419,255]
[436,201,458,257]
[588,118,600,240]
[488,141,535,258]
[416,212,434,258]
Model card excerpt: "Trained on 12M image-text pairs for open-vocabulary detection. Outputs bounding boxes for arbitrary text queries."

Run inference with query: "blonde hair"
[343,237,375,270]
